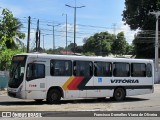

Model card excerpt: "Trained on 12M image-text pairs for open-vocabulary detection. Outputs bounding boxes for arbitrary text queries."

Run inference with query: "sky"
[0,0,137,50]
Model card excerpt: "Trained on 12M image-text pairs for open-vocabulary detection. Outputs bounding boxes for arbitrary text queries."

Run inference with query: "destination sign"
[13,56,26,61]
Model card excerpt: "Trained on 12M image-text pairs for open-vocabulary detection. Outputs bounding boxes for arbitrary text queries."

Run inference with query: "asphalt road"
[0,84,160,120]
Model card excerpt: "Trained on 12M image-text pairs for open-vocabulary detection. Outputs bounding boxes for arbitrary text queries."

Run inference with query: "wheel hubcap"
[117,91,122,98]
[51,93,58,100]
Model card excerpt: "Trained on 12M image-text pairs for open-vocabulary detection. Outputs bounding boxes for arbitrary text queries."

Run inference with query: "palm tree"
[0,8,25,49]
[5,18,25,49]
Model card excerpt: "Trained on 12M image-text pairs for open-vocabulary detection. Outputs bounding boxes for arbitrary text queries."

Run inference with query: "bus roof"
[15,53,153,63]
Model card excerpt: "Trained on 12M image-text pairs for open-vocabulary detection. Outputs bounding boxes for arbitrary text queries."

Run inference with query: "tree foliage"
[122,0,160,30]
[83,31,130,56]
[111,32,128,55]
[0,8,25,50]
[133,31,155,58]
[122,0,160,58]
[0,49,22,70]
[83,32,115,56]
[0,8,25,70]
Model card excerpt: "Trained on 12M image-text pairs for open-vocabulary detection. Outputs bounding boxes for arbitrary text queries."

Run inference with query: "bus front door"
[25,63,46,99]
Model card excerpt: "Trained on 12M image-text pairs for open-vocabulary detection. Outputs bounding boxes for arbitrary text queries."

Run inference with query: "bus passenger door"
[25,62,46,99]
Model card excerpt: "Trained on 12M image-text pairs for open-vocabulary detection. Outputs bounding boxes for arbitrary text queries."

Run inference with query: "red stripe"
[67,77,78,90]
[73,77,84,90]
[67,77,84,90]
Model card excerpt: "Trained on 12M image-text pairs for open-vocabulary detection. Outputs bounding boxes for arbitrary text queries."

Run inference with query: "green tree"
[74,46,83,53]
[45,47,66,54]
[46,48,55,54]
[0,8,25,49]
[83,52,95,56]
[67,43,77,52]
[122,0,159,30]
[0,49,22,70]
[0,8,25,70]
[133,31,155,58]
[122,0,160,58]
[125,43,135,55]
[83,32,115,56]
[111,32,128,56]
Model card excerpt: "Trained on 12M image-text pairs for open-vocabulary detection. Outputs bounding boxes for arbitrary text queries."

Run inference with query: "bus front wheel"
[113,87,126,101]
[47,89,61,104]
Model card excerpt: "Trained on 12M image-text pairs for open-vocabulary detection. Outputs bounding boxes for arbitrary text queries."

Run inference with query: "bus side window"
[89,62,93,76]
[113,62,130,77]
[131,63,146,77]
[73,61,76,76]
[50,60,72,76]
[146,63,152,77]
[73,61,93,77]
[26,63,45,81]
[94,62,112,77]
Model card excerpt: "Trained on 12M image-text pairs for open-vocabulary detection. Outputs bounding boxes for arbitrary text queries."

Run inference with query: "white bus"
[7,53,154,104]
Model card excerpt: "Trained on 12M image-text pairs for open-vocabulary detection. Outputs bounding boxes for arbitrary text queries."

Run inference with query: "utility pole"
[65,0,85,54]
[63,13,68,54]
[27,16,31,53]
[42,34,49,52]
[47,24,60,50]
[112,23,116,36]
[36,31,38,52]
[52,25,55,50]
[43,35,45,50]
[38,30,41,51]
[149,11,160,83]
[35,19,41,52]
[36,19,40,52]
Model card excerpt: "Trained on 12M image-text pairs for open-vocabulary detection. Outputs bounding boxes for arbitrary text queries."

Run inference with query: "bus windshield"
[8,55,27,88]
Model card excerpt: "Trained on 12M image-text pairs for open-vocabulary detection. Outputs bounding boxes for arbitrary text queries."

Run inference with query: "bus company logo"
[111,79,139,83]
[63,76,91,90]
[29,84,37,87]
[62,76,84,90]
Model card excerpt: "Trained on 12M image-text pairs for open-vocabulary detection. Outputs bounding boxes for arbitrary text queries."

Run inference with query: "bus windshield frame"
[8,55,27,88]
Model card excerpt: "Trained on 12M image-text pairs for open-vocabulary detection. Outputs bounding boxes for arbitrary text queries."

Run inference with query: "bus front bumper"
[7,87,25,99]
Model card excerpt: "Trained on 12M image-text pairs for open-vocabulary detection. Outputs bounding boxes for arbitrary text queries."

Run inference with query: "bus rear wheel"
[47,89,61,104]
[113,87,126,101]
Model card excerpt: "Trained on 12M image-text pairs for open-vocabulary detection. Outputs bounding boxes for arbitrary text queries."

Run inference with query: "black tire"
[97,97,106,101]
[110,97,115,101]
[113,87,126,101]
[34,99,43,103]
[47,89,61,104]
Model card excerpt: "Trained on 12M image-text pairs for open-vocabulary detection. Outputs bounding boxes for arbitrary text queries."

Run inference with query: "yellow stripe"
[62,76,74,90]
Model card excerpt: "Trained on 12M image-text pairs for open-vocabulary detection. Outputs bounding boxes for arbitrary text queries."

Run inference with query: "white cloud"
[109,21,138,44]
